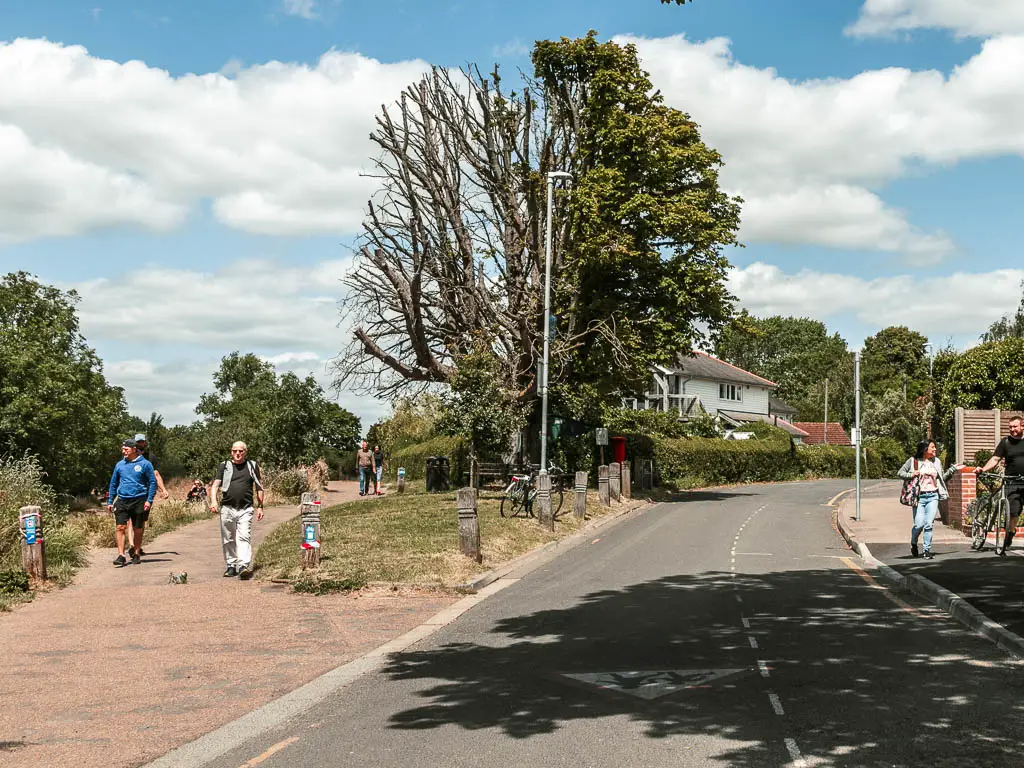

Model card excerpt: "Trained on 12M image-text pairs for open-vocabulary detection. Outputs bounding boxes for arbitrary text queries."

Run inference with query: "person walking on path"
[373,444,385,496]
[107,438,157,567]
[975,416,1024,556]
[209,441,264,579]
[356,441,375,497]
[898,440,962,559]
[129,433,170,557]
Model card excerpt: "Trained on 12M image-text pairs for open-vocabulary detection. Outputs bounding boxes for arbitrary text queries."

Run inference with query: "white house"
[622,351,807,440]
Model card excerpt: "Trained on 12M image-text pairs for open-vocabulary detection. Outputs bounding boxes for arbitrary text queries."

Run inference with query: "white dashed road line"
[785,737,808,767]
[768,692,786,716]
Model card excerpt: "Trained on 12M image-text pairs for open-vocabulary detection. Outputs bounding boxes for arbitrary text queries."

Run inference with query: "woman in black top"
[373,445,384,495]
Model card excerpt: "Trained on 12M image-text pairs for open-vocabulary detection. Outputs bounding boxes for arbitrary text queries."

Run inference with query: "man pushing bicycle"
[975,415,1024,556]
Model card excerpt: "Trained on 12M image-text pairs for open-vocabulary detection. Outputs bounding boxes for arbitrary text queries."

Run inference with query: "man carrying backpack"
[209,441,264,579]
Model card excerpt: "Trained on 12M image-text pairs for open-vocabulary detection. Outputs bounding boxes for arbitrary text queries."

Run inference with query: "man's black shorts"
[114,497,148,527]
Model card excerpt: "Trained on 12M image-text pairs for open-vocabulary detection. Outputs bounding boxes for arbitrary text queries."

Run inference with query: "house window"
[719,383,742,402]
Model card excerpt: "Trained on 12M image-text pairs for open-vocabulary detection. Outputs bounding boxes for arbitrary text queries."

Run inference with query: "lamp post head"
[547,171,573,182]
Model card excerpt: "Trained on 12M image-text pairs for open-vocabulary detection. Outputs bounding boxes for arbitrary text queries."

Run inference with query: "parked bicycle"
[969,472,1024,551]
[499,463,566,519]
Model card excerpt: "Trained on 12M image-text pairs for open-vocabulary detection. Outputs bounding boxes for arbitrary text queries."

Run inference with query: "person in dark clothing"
[186,480,208,504]
[372,444,385,495]
[107,439,157,566]
[130,433,169,556]
[209,441,264,579]
[976,416,1024,556]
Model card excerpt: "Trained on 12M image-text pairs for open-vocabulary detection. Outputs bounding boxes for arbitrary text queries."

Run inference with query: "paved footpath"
[843,479,1024,638]
[0,481,456,768]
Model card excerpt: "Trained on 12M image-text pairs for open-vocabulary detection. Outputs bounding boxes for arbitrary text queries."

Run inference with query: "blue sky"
[2,0,1023,427]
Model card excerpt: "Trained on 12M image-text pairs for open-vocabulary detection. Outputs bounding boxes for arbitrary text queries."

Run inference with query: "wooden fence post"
[299,491,321,569]
[20,506,46,580]
[574,471,588,520]
[598,465,610,506]
[609,462,621,503]
[621,460,632,500]
[397,467,406,494]
[457,487,481,563]
[536,472,553,530]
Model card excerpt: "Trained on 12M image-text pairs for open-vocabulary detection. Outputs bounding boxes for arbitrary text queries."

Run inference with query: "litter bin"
[425,456,439,492]
[435,456,451,492]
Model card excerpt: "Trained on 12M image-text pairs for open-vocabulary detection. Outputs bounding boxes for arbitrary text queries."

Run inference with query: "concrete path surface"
[0,480,456,768]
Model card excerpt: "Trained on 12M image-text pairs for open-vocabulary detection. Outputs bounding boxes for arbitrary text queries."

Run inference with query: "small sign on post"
[457,487,481,563]
[574,471,588,520]
[598,465,610,507]
[609,462,621,503]
[596,428,608,467]
[299,491,321,569]
[19,506,46,580]
[397,467,406,494]
[621,460,632,500]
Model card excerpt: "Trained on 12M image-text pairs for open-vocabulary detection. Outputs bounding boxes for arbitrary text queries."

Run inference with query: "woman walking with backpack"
[898,440,962,559]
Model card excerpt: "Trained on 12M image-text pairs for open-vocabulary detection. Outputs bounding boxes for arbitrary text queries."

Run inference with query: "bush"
[864,437,907,479]
[974,449,993,467]
[0,454,59,568]
[799,444,855,477]
[653,435,799,487]
[0,568,30,595]
[742,422,792,443]
[388,435,468,483]
[268,468,309,502]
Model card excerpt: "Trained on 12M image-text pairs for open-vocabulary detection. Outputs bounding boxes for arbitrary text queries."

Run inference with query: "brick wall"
[944,468,976,533]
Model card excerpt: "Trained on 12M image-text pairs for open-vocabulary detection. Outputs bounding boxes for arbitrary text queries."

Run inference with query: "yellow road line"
[826,488,855,507]
[238,737,299,767]
[840,557,932,620]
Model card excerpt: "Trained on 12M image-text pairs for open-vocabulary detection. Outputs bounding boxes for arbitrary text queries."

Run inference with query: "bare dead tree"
[336,66,577,400]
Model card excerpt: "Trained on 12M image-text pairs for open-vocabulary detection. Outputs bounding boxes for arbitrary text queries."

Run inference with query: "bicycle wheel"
[995,496,1010,552]
[525,489,536,518]
[552,482,565,518]
[970,498,992,550]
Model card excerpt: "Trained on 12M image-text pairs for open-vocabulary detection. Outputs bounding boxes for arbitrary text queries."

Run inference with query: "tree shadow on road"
[381,566,1024,766]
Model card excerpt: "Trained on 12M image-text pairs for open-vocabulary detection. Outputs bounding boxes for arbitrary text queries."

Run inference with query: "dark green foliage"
[937,339,1024,421]
[268,468,309,503]
[0,272,130,494]
[0,568,30,595]
[863,438,908,478]
[862,390,925,455]
[388,436,469,483]
[974,449,994,467]
[861,326,930,400]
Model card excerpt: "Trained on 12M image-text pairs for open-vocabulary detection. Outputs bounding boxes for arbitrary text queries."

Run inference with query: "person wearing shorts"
[107,439,157,567]
[130,433,169,555]
[976,416,1024,556]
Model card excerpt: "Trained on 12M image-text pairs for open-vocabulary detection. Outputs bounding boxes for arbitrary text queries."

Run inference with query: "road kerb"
[835,499,1024,659]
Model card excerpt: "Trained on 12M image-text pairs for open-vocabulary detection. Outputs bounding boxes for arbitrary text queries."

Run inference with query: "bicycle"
[969,472,1024,551]
[499,464,566,519]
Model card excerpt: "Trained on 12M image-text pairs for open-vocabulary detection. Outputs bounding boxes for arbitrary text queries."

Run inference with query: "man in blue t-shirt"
[107,438,157,567]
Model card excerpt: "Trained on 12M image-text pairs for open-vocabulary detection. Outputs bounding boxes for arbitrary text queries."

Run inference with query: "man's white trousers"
[220,505,254,567]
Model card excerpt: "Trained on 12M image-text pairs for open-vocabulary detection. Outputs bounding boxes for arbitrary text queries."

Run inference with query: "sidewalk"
[838,480,1024,639]
[0,480,456,768]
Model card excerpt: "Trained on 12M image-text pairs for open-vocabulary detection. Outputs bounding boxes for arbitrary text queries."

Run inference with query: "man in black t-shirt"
[130,434,169,556]
[209,441,264,579]
[976,416,1024,556]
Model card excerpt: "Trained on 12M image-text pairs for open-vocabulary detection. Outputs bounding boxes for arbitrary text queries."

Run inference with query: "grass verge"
[255,481,628,592]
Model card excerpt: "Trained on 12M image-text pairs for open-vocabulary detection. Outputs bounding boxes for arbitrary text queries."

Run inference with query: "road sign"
[561,669,746,700]
[595,428,608,446]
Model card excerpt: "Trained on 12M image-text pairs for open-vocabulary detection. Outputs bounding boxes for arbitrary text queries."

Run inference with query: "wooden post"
[609,462,621,503]
[457,487,481,563]
[536,472,553,530]
[19,506,46,580]
[299,491,321,569]
[954,407,965,465]
[598,465,610,506]
[397,467,406,494]
[621,460,632,500]
[574,471,588,520]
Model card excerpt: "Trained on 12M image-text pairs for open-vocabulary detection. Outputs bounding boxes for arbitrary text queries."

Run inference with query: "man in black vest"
[210,441,264,579]
[976,416,1024,556]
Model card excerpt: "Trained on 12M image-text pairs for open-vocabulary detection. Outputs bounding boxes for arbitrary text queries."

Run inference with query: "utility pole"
[823,378,829,445]
[855,351,862,522]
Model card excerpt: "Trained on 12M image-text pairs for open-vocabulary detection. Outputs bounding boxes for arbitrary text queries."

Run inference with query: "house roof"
[673,351,777,388]
[720,410,810,438]
[793,422,852,446]
[769,395,797,415]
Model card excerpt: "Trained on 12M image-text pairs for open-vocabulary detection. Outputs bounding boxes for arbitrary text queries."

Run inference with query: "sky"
[2,0,1024,428]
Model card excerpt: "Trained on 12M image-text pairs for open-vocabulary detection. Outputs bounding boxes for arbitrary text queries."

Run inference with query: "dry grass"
[254,481,627,591]
[66,497,209,549]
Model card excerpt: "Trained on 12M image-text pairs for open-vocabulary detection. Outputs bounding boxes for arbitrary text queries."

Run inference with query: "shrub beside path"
[0,480,457,768]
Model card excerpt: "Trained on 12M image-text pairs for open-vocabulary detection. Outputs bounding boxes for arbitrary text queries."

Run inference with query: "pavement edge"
[834,494,1024,659]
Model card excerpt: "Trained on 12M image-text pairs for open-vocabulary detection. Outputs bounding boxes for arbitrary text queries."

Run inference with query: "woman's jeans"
[911,491,940,552]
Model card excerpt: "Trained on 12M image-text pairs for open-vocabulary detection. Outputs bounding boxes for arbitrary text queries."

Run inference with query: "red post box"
[611,436,627,464]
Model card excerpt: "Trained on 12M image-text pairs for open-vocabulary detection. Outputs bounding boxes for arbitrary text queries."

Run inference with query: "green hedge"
[387,435,469,484]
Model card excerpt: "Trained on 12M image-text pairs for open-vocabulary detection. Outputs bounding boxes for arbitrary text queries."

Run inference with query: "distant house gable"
[675,351,777,389]
[793,422,852,446]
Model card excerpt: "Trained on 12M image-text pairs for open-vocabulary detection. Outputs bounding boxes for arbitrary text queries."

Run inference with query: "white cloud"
[848,0,1024,38]
[282,0,318,20]
[623,32,1024,259]
[730,262,1024,337]
[261,351,321,366]
[0,38,428,240]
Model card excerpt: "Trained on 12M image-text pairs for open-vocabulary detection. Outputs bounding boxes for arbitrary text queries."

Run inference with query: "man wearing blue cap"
[108,439,157,566]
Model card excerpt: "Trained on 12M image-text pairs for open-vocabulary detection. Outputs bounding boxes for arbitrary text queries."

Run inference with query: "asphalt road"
[198,481,1023,767]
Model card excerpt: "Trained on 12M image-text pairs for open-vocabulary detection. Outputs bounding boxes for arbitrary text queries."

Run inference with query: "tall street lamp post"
[540,171,572,475]
[924,342,934,439]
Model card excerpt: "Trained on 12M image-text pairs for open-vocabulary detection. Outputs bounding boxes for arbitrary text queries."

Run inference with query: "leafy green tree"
[716,313,853,424]
[0,272,129,494]
[861,326,929,400]
[436,346,528,485]
[862,390,924,454]
[189,353,360,474]
[982,280,1024,342]
[938,338,1024,415]
[367,395,443,457]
